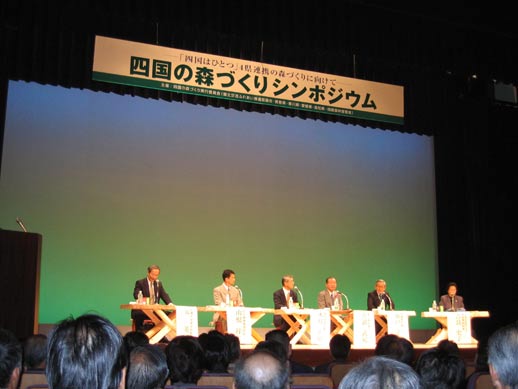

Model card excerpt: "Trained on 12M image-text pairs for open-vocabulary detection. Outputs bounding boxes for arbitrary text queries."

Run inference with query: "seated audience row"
[1,315,517,389]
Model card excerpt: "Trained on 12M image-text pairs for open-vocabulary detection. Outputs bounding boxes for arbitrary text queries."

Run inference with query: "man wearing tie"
[367,279,395,335]
[273,275,299,332]
[212,269,244,333]
[317,277,343,310]
[132,264,174,332]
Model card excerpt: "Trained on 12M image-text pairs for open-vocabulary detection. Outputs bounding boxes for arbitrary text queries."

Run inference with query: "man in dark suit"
[367,279,395,335]
[132,264,174,332]
[273,274,299,332]
[367,279,395,311]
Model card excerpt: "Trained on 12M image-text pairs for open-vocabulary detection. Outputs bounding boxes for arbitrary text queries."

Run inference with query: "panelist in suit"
[367,279,395,310]
[367,279,395,335]
[273,275,299,332]
[318,276,344,310]
[212,269,244,333]
[132,264,174,332]
[439,282,465,311]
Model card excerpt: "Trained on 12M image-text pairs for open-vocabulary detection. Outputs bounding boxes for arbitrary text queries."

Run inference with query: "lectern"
[0,229,42,339]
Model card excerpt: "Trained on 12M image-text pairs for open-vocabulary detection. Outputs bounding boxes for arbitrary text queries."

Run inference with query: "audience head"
[46,313,127,389]
[0,328,22,389]
[415,347,465,389]
[375,334,415,366]
[123,330,150,353]
[265,329,291,358]
[487,321,518,389]
[165,335,205,384]
[224,333,241,363]
[202,330,230,372]
[234,349,289,389]
[23,334,47,370]
[338,355,421,389]
[254,340,288,363]
[437,339,460,357]
[329,334,352,360]
[126,344,168,389]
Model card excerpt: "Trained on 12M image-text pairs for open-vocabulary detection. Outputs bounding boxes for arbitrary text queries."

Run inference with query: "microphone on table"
[16,217,28,232]
[234,285,243,301]
[294,285,304,308]
[450,295,455,311]
[155,280,160,303]
[384,292,393,310]
[336,290,350,310]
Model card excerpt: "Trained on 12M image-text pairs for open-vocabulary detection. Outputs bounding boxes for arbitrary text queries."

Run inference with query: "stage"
[240,342,478,368]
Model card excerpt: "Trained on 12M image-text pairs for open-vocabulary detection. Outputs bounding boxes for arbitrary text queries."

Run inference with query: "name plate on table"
[353,310,376,348]
[176,306,198,336]
[447,311,472,344]
[226,307,253,344]
[310,309,331,346]
[385,311,414,340]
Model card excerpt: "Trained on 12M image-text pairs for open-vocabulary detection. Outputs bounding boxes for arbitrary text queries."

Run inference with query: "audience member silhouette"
[126,344,168,389]
[338,355,421,389]
[264,328,313,373]
[46,313,127,389]
[487,321,518,389]
[414,347,465,389]
[165,335,205,386]
[314,334,352,373]
[200,330,230,373]
[123,330,150,354]
[22,334,47,370]
[0,328,22,389]
[224,333,241,374]
[254,340,288,364]
[437,339,460,357]
[234,348,289,389]
[375,334,415,366]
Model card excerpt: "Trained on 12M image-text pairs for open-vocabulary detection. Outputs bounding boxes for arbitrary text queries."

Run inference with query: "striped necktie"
[150,282,155,304]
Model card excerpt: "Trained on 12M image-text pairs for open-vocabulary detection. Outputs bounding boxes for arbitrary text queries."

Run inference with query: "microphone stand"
[294,286,304,308]
[235,285,243,302]
[16,217,28,232]
[338,291,350,310]
[385,293,393,310]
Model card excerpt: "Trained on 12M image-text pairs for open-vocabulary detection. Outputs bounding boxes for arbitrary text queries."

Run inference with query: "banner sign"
[93,36,404,125]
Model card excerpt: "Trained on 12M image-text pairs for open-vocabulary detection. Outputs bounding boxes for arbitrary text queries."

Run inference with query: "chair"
[329,362,356,389]
[291,373,333,389]
[465,371,493,389]
[19,369,48,389]
[197,372,234,388]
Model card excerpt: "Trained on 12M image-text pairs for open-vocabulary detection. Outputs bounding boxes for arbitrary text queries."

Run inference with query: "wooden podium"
[0,229,42,339]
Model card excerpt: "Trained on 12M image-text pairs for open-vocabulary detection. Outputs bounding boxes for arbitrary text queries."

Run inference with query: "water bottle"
[137,290,143,304]
[432,300,437,311]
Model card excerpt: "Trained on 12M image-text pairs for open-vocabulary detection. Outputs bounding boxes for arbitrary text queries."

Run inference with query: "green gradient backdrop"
[0,81,438,329]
